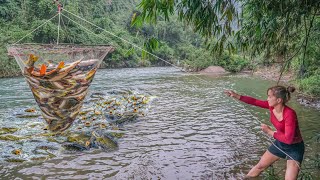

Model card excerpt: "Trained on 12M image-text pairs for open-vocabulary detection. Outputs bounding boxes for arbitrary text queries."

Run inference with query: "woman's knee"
[285,160,300,180]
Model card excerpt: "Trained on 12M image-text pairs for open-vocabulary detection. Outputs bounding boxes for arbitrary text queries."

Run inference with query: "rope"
[13,14,59,45]
[63,9,181,67]
[63,9,176,67]
[60,13,114,45]
[61,9,208,84]
[59,10,73,43]
[57,10,61,44]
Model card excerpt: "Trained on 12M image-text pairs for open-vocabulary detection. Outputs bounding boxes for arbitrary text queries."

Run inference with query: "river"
[0,67,319,179]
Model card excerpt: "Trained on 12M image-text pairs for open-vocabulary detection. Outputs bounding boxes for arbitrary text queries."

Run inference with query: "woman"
[225,86,304,179]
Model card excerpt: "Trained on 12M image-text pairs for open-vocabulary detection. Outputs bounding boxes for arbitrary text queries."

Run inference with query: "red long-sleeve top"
[239,95,303,144]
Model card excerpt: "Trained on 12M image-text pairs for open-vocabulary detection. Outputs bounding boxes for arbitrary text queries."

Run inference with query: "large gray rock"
[199,66,228,74]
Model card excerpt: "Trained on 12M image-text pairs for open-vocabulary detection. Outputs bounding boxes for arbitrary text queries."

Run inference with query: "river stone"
[199,66,228,74]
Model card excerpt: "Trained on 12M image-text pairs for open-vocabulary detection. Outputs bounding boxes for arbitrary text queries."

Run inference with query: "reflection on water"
[0,67,319,179]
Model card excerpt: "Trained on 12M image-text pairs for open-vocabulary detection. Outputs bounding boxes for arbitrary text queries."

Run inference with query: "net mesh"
[7,44,114,132]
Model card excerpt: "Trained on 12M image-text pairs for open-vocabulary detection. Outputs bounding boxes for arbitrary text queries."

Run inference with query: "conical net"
[7,44,114,132]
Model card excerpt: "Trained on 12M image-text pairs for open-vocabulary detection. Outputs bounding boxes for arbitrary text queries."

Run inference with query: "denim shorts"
[268,140,305,164]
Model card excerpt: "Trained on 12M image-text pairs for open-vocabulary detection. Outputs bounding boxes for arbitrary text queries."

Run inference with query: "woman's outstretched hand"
[224,90,241,100]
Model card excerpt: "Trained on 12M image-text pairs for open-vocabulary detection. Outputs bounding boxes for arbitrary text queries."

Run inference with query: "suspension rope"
[13,14,59,45]
[62,9,209,84]
[59,11,70,42]
[63,9,178,68]
[64,10,186,72]
[57,4,62,44]
[60,13,114,45]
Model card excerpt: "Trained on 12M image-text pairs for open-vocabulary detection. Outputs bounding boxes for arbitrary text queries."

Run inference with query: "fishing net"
[7,44,114,132]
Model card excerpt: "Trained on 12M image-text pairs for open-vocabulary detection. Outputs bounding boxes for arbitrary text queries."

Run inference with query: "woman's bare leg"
[285,160,300,180]
[246,150,280,178]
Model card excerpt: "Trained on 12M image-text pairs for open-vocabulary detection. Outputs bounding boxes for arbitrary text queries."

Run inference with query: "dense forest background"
[0,0,319,97]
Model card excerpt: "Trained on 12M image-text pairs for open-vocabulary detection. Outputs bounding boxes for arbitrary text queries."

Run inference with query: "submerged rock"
[199,66,228,75]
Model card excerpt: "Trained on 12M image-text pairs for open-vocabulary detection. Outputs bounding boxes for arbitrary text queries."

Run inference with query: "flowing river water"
[0,67,319,179]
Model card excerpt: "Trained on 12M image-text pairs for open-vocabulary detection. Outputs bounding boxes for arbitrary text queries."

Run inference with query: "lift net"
[8,44,114,132]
